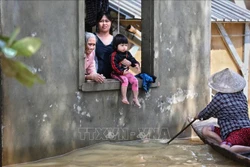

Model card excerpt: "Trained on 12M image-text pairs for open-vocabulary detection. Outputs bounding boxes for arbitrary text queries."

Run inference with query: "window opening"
[80,0,158,91]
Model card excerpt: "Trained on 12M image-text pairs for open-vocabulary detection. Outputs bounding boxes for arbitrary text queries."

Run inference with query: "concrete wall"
[1,0,210,165]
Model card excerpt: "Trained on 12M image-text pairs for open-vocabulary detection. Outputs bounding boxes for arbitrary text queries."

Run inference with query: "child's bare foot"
[122,99,129,104]
[133,98,141,108]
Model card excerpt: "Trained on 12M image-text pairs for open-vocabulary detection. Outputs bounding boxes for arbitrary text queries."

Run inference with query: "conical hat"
[208,68,246,93]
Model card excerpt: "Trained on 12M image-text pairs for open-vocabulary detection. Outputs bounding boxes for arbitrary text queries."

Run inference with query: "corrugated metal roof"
[109,0,141,19]
[109,0,250,23]
[211,0,250,22]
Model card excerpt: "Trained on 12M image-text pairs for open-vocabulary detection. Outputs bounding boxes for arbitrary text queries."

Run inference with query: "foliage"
[0,28,45,87]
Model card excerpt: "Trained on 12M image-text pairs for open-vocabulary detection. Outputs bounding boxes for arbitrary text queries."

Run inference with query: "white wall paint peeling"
[168,88,198,104]
[77,106,82,112]
[31,32,37,37]
[86,113,91,117]
[159,88,198,113]
[145,90,151,100]
[118,108,126,127]
[166,46,174,56]
[42,114,47,122]
[75,91,81,101]
[154,50,159,59]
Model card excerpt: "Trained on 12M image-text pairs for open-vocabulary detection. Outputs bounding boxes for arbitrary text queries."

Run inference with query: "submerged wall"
[1,0,210,165]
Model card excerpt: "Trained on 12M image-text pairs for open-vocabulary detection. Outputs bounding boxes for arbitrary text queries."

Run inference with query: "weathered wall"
[152,0,211,138]
[1,0,210,165]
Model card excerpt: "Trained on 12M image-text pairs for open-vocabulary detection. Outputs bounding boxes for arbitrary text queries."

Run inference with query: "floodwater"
[4,139,244,167]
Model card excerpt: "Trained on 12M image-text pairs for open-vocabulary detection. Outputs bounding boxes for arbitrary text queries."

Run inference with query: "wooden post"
[216,23,248,99]
[232,1,249,100]
[244,23,250,100]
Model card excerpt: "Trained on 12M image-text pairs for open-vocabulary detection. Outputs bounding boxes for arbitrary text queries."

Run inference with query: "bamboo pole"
[126,25,141,40]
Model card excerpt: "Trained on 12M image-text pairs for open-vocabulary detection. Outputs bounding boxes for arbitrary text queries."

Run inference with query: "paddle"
[166,118,197,144]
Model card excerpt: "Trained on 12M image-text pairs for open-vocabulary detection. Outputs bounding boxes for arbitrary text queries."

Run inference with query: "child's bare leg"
[132,90,141,108]
[121,86,129,104]
[129,75,140,108]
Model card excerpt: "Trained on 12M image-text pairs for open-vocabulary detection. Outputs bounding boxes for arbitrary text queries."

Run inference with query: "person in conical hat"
[196,68,250,153]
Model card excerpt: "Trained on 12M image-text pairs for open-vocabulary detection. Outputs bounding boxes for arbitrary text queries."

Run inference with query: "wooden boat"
[190,118,250,166]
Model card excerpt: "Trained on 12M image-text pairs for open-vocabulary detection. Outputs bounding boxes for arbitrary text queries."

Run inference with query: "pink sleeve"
[85,51,97,75]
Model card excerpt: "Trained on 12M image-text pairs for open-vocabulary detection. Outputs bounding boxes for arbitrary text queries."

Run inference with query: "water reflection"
[5,139,244,167]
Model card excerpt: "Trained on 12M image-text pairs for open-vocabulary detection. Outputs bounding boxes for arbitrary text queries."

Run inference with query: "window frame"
[78,0,159,92]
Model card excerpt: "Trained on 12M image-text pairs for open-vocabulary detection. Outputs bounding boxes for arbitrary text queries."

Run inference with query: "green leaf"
[11,37,42,57]
[0,36,10,43]
[8,27,20,46]
[1,57,45,87]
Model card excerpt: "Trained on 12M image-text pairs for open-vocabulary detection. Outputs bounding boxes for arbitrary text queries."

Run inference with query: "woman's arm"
[85,52,105,83]
[85,73,105,83]
[198,94,222,120]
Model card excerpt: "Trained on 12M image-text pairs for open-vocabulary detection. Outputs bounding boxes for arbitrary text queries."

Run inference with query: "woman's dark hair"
[96,11,112,22]
[96,11,113,34]
[113,34,128,50]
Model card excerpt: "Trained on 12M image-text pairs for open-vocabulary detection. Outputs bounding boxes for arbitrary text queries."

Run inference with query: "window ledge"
[80,79,160,92]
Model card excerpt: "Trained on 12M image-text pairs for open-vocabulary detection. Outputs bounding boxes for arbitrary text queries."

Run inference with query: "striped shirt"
[198,91,250,140]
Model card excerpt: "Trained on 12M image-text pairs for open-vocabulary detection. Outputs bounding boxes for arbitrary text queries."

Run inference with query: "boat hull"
[191,118,250,166]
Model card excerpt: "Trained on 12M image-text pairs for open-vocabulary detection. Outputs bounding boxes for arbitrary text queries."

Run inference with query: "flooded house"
[1,0,249,166]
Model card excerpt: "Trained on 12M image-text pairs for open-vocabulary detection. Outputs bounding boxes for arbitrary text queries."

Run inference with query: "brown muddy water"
[4,139,244,167]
